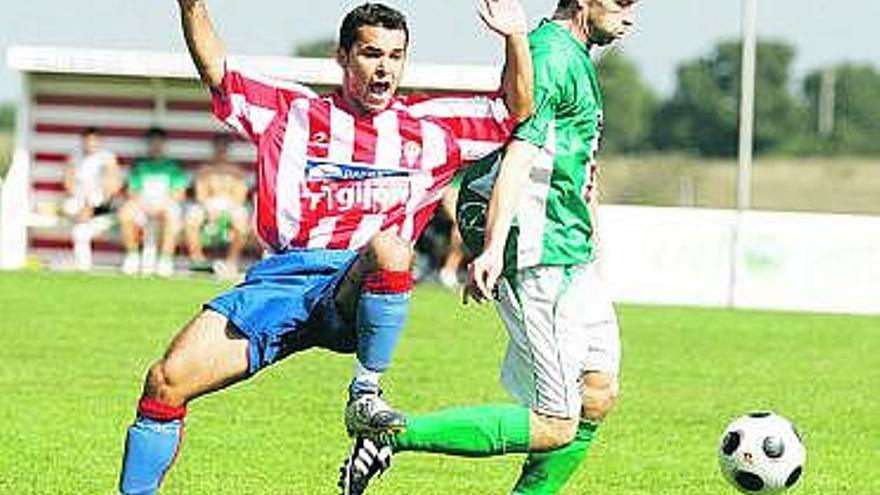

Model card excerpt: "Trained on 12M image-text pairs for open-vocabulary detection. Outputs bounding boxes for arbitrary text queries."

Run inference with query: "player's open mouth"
[368,81,391,97]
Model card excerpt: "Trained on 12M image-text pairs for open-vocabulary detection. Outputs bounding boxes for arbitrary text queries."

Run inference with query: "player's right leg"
[511,372,619,495]
[121,249,360,495]
[337,230,413,437]
[339,264,620,495]
[119,310,249,495]
[118,200,143,275]
[184,204,208,269]
[155,203,182,277]
[508,264,621,495]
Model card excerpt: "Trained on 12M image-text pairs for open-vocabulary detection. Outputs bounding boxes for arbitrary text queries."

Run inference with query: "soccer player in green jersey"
[339,1,638,494]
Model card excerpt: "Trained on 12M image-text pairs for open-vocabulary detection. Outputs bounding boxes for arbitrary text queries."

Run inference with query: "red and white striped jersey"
[211,61,515,252]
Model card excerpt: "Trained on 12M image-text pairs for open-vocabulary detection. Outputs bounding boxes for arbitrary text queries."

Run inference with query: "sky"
[1,0,879,102]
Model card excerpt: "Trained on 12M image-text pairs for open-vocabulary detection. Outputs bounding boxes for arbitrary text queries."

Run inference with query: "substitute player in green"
[339,1,638,494]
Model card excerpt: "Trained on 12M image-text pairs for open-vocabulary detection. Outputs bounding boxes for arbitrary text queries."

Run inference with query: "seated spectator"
[185,134,250,278]
[437,175,465,289]
[62,127,123,271]
[118,127,189,277]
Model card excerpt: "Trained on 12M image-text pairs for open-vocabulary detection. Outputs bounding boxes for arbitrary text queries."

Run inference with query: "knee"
[144,359,187,407]
[118,204,136,225]
[530,413,578,451]
[185,210,204,230]
[581,373,619,422]
[364,231,413,272]
[231,215,249,235]
[72,223,92,242]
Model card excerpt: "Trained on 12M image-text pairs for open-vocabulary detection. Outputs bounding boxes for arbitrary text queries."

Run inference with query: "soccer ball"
[718,412,806,494]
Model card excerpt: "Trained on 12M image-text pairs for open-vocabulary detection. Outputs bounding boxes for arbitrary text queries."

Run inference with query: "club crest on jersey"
[305,160,411,181]
[403,141,422,168]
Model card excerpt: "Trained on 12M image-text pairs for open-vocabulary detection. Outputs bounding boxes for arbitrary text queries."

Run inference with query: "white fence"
[601,205,880,315]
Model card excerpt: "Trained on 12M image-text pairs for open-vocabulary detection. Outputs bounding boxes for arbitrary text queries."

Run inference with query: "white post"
[818,68,836,137]
[737,0,757,212]
[0,73,32,270]
[729,0,758,307]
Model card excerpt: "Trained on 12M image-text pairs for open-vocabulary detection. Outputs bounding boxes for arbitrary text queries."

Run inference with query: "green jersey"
[127,158,189,203]
[457,20,603,271]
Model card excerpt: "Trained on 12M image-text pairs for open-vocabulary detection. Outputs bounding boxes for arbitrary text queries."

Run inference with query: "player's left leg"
[223,206,250,276]
[338,230,414,436]
[118,200,144,275]
[184,204,208,269]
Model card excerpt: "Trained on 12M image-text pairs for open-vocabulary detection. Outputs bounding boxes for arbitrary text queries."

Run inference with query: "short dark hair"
[145,126,167,140]
[80,126,99,137]
[339,3,409,52]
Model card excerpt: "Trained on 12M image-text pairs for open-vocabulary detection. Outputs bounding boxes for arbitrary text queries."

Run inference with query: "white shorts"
[495,263,621,419]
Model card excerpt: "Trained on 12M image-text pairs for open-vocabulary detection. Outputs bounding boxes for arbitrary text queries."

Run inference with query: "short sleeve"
[210,60,317,143]
[513,48,563,148]
[405,91,517,162]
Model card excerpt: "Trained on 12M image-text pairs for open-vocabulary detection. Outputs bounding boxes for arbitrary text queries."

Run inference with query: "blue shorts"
[205,249,359,375]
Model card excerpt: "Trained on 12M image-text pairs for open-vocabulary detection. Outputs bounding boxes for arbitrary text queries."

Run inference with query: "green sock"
[391,404,530,457]
[511,421,598,495]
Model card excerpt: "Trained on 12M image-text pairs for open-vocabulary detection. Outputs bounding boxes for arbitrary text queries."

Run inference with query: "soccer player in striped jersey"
[117,1,533,494]
[339,1,637,494]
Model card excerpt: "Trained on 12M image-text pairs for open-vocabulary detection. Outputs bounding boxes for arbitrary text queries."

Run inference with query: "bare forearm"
[483,139,539,254]
[178,0,226,88]
[501,33,534,122]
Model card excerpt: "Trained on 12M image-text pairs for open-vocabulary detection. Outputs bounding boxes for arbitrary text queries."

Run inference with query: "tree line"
[598,40,880,156]
[0,104,14,131]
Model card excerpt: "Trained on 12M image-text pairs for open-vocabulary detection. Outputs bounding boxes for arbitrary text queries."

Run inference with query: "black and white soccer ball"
[718,412,806,494]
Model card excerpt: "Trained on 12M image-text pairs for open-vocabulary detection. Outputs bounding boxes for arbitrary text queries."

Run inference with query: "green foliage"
[0,102,15,131]
[653,40,806,156]
[596,49,658,153]
[0,132,12,179]
[1,272,879,494]
[293,36,337,58]
[803,64,880,154]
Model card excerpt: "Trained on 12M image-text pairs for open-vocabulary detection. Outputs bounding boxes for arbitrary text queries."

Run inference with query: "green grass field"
[1,272,878,494]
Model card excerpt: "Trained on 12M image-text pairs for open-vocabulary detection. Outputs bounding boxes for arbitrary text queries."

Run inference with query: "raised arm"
[478,0,533,121]
[178,0,226,88]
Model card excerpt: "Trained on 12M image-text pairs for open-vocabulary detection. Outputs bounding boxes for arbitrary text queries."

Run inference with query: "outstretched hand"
[477,0,528,37]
